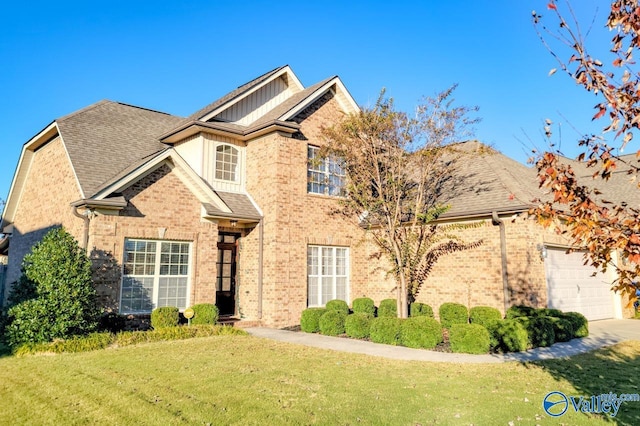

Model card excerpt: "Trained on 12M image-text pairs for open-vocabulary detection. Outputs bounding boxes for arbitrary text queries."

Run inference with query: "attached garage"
[544,247,616,320]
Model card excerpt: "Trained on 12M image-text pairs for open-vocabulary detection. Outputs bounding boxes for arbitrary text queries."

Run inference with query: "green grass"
[0,335,638,425]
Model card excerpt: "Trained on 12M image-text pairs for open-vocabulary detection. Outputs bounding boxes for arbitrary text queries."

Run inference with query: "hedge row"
[13,325,246,356]
[301,301,590,355]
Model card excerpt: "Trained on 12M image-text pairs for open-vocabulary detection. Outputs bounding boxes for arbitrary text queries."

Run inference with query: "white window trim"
[119,239,192,314]
[214,143,241,183]
[307,145,346,196]
[307,245,350,307]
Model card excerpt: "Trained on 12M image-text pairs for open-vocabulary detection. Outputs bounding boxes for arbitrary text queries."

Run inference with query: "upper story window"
[215,144,239,182]
[307,145,345,196]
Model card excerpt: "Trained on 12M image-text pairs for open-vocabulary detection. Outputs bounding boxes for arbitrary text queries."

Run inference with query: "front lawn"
[0,335,638,425]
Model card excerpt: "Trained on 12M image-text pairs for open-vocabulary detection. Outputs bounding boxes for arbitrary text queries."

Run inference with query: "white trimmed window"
[120,239,191,313]
[215,144,239,182]
[307,245,349,307]
[307,145,345,196]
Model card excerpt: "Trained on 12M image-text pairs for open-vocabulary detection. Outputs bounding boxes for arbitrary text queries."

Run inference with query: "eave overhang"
[159,119,300,144]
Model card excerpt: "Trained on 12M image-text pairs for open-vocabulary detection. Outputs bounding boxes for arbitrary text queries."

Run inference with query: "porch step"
[217,317,263,328]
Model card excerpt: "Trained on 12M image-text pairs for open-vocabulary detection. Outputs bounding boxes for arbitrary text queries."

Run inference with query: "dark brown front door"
[216,233,240,316]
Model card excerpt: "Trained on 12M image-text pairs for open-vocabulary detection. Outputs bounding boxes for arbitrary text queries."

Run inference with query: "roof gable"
[57,100,183,198]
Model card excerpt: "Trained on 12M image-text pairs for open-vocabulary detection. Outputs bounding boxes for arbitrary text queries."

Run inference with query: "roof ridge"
[113,101,177,117]
[56,99,113,122]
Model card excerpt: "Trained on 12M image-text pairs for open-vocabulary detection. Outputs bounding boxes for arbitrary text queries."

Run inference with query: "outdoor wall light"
[230,220,238,228]
[536,243,548,260]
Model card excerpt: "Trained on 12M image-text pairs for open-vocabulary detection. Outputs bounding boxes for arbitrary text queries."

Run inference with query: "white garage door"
[544,247,614,320]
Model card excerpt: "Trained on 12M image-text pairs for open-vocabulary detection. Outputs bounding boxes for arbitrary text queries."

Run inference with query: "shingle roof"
[205,191,262,220]
[438,141,540,218]
[56,100,183,197]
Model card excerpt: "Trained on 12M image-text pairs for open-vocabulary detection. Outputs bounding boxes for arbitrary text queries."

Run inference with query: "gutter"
[257,218,264,320]
[71,206,91,252]
[492,211,510,313]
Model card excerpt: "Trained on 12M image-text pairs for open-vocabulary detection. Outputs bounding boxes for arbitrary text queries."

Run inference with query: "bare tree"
[532,0,640,302]
[321,87,482,318]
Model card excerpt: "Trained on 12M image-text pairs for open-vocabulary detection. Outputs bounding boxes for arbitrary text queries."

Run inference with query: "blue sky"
[0,1,614,202]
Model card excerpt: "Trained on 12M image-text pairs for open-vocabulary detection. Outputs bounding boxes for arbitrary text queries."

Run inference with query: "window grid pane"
[307,245,349,307]
[121,239,191,313]
[307,145,345,196]
[215,144,239,182]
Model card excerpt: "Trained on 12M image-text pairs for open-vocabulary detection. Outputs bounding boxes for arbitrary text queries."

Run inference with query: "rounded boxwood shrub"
[318,310,347,336]
[539,308,563,318]
[517,316,556,348]
[400,316,442,349]
[345,312,373,339]
[151,307,180,329]
[505,305,536,319]
[492,319,528,352]
[369,317,402,345]
[378,299,398,318]
[325,299,349,315]
[439,303,468,328]
[550,317,575,342]
[352,297,376,315]
[562,312,589,338]
[449,323,490,354]
[469,306,502,327]
[190,304,219,325]
[300,308,326,333]
[410,302,434,318]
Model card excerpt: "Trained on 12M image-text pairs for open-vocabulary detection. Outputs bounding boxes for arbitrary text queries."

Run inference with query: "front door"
[216,233,240,316]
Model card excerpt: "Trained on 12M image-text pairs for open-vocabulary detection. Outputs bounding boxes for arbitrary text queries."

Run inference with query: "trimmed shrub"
[190,304,219,325]
[400,316,442,349]
[300,308,326,333]
[325,299,349,315]
[539,308,563,318]
[13,332,114,356]
[151,307,180,329]
[449,323,490,354]
[352,297,376,315]
[4,228,100,347]
[484,319,502,350]
[505,305,536,319]
[469,306,502,327]
[562,312,589,338]
[492,319,528,352]
[319,311,347,336]
[345,312,373,339]
[517,316,556,348]
[410,302,434,318]
[378,299,397,318]
[550,317,575,342]
[369,317,402,345]
[98,312,127,333]
[439,303,469,328]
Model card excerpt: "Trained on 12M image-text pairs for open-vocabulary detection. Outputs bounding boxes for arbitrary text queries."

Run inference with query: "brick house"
[0,66,632,327]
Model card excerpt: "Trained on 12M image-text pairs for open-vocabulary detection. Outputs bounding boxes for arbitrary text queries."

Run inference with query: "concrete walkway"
[245,319,640,364]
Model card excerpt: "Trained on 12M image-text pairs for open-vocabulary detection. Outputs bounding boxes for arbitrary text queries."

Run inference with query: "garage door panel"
[544,248,614,320]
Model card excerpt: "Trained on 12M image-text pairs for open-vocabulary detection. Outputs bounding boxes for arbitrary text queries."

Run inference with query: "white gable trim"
[199,66,304,123]
[2,122,63,225]
[93,149,232,214]
[279,77,360,121]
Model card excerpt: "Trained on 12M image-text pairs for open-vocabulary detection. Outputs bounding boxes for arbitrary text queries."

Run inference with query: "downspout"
[492,211,510,313]
[72,206,90,252]
[257,218,264,320]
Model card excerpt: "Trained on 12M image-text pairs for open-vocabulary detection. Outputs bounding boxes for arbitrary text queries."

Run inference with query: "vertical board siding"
[215,77,291,125]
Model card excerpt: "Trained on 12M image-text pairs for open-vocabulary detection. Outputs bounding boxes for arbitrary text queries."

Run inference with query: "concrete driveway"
[245,319,640,364]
